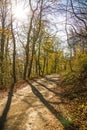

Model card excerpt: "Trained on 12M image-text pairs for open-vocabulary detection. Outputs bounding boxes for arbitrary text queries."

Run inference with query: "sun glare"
[13,4,28,21]
[15,6,24,19]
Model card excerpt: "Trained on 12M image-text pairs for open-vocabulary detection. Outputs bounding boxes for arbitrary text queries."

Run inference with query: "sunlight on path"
[0,74,71,130]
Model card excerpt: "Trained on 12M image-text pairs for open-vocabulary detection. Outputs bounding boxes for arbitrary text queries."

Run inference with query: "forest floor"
[0,74,86,130]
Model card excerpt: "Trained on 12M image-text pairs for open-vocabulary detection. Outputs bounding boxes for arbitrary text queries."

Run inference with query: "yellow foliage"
[0,28,12,39]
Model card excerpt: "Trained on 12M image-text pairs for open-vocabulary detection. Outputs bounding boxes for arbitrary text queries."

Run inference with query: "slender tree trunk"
[42,56,46,76]
[28,43,35,78]
[28,0,43,78]
[11,4,16,83]
[69,47,73,72]
[11,30,16,83]
[12,34,16,83]
[0,14,5,87]
[0,33,5,86]
[35,59,38,74]
[38,41,41,76]
[46,53,48,74]
[23,13,34,80]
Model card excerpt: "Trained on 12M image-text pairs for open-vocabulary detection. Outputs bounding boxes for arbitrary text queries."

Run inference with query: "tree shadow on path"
[33,79,62,97]
[27,80,76,130]
[45,76,61,85]
[0,84,14,130]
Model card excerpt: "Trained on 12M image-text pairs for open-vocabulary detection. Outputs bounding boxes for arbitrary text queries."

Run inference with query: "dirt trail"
[0,74,72,130]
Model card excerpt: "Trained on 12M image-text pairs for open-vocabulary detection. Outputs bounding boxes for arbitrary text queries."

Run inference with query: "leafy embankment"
[61,70,87,130]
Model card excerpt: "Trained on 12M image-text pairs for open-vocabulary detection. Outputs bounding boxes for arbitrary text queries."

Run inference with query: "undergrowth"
[61,70,87,130]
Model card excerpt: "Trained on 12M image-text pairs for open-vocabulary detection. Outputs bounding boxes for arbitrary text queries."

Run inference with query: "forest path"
[0,74,73,130]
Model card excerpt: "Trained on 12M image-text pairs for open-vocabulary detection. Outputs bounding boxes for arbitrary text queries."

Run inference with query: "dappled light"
[0,0,87,129]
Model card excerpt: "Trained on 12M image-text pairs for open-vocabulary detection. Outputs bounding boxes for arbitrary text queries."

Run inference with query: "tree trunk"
[0,12,5,87]
[11,5,16,83]
[42,56,46,76]
[28,0,43,78]
[28,43,35,78]
[23,13,34,80]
